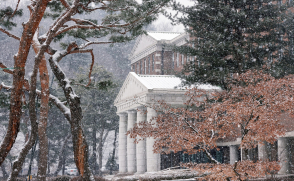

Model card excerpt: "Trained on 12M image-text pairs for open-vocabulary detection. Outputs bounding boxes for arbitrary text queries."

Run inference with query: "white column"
[258,142,268,161]
[136,106,147,174]
[278,137,289,174]
[127,110,137,173]
[118,112,128,173]
[229,145,238,165]
[146,107,160,172]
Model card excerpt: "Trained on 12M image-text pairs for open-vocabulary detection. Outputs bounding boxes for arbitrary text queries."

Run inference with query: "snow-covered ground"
[104,169,198,181]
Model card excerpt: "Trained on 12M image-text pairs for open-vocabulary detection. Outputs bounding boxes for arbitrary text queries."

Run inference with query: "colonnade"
[118,106,291,174]
[229,137,290,174]
[118,107,160,174]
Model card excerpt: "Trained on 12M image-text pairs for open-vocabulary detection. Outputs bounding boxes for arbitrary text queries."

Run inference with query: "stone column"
[127,110,137,173]
[278,137,289,174]
[146,107,160,172]
[258,142,268,161]
[136,106,147,174]
[118,112,128,173]
[229,145,238,165]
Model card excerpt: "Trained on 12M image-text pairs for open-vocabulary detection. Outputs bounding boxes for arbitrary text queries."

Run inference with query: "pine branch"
[59,0,71,9]
[8,0,21,20]
[0,62,14,74]
[0,27,20,40]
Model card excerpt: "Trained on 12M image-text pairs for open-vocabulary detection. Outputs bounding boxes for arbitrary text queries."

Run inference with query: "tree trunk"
[47,140,50,175]
[54,134,71,176]
[0,162,8,179]
[98,129,104,176]
[49,56,94,181]
[33,30,50,181]
[7,30,43,180]
[0,0,50,166]
[92,119,97,175]
[109,128,117,175]
[97,128,109,176]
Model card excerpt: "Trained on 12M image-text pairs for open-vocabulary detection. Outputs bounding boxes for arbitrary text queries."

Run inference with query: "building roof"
[147,31,183,41]
[129,31,188,64]
[114,72,221,106]
[134,73,182,89]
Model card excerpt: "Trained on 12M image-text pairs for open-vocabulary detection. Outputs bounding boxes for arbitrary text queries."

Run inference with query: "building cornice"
[129,32,189,64]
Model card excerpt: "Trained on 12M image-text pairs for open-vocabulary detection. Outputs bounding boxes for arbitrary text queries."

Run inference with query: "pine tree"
[0,0,172,180]
[171,0,290,88]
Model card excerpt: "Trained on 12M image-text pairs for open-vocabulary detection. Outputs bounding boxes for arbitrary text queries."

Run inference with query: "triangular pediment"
[114,72,148,105]
[130,34,157,58]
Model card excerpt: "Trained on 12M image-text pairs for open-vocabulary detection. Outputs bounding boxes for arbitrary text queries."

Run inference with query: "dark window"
[152,54,155,71]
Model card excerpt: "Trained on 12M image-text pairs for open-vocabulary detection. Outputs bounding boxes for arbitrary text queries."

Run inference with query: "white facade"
[114,72,187,173]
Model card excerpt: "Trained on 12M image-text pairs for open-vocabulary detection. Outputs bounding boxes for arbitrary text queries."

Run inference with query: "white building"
[114,32,294,175]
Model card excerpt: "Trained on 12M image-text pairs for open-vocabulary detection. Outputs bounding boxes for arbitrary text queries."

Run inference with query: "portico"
[114,72,187,173]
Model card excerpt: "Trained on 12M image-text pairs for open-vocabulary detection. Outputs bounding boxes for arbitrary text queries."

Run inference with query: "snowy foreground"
[104,169,198,181]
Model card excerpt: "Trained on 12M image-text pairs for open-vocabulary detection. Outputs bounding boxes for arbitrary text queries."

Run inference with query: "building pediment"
[129,34,157,60]
[129,31,187,64]
[114,72,149,105]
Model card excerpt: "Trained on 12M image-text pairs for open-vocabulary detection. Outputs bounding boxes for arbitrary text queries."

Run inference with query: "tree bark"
[0,0,50,166]
[109,128,117,175]
[92,119,97,175]
[54,134,71,176]
[7,30,44,180]
[49,56,94,181]
[32,29,50,181]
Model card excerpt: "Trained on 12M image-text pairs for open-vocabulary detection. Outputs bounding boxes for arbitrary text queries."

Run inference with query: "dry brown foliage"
[129,70,294,180]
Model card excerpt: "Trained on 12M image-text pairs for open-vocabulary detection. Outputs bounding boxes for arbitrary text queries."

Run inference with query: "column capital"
[117,112,128,117]
[127,109,137,114]
[137,106,147,111]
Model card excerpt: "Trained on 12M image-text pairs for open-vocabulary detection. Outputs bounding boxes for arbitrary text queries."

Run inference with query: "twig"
[8,0,21,20]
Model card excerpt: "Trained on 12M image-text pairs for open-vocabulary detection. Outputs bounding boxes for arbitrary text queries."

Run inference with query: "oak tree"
[129,70,294,180]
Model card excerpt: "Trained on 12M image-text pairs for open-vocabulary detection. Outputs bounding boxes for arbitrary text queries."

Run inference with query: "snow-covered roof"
[134,74,182,89]
[135,73,221,90]
[147,31,183,41]
[114,72,221,106]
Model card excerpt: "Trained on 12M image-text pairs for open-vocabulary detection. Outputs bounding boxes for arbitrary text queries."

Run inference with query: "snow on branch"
[0,62,14,74]
[49,52,79,101]
[0,27,20,41]
[47,93,71,121]
[60,0,71,9]
[49,43,96,87]
[0,82,12,91]
[0,81,70,121]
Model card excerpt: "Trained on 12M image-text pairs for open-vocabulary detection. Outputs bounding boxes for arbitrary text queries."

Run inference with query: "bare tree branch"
[0,62,14,74]
[0,27,20,40]
[60,0,71,9]
[8,0,21,20]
